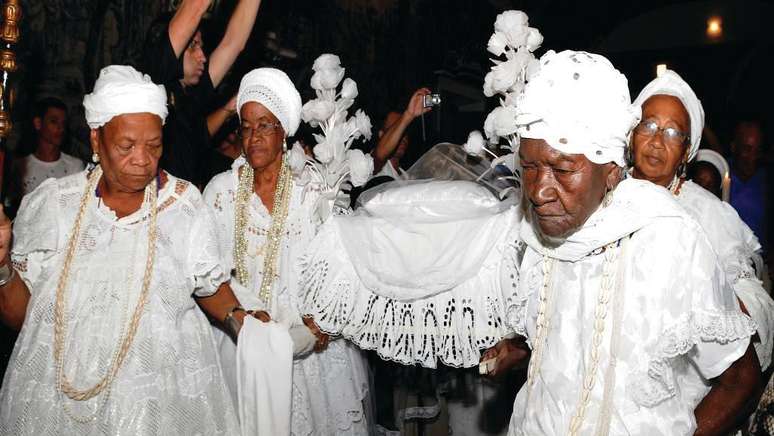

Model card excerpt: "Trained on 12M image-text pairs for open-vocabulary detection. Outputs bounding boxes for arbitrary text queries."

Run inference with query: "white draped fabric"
[506,178,755,436]
[203,164,370,436]
[0,171,239,435]
[675,180,774,370]
[237,317,293,436]
[300,180,522,368]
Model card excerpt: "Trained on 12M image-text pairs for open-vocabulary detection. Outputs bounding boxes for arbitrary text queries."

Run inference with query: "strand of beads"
[233,162,255,285]
[526,255,554,392]
[257,157,293,303]
[54,166,159,415]
[568,241,620,436]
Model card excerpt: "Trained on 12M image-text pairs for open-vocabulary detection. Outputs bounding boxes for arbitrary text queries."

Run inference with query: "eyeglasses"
[238,122,282,139]
[634,120,690,147]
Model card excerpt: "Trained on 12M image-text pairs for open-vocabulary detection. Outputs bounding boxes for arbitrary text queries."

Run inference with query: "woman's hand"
[0,205,12,265]
[303,316,330,352]
[480,337,531,378]
[250,310,271,323]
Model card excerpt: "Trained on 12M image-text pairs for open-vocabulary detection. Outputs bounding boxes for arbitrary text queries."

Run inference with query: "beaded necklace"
[53,165,158,422]
[233,155,293,303]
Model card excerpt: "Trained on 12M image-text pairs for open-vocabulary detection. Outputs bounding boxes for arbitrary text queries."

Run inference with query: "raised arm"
[0,206,30,330]
[372,88,431,173]
[206,94,237,137]
[168,0,211,58]
[208,0,262,87]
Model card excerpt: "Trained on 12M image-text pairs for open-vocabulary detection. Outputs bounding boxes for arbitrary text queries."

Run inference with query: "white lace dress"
[0,171,239,435]
[203,162,370,436]
[676,180,774,370]
[506,178,756,436]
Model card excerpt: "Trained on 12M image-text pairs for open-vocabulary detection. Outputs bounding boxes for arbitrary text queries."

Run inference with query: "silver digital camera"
[423,93,442,108]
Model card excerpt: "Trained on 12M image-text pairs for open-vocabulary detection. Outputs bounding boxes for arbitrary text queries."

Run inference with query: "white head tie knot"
[515,50,640,167]
[83,65,168,129]
[237,68,302,137]
[633,69,705,162]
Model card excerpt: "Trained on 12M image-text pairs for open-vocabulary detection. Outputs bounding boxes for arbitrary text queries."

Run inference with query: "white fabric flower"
[313,54,341,72]
[340,78,359,100]
[487,31,508,57]
[311,68,345,91]
[490,58,521,94]
[353,109,372,141]
[483,72,496,97]
[347,149,374,187]
[526,27,543,52]
[336,98,355,114]
[463,130,486,156]
[287,141,308,175]
[494,10,529,47]
[302,99,335,123]
[314,140,334,164]
[485,106,519,140]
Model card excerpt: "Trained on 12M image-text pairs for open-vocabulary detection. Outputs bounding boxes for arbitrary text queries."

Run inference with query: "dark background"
[2,0,772,384]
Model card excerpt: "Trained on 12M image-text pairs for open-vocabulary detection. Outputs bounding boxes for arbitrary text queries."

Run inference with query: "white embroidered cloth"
[507,178,755,436]
[237,317,293,436]
[300,180,523,368]
[0,171,238,434]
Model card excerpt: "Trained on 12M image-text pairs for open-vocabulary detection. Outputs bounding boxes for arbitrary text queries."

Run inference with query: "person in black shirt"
[141,0,261,187]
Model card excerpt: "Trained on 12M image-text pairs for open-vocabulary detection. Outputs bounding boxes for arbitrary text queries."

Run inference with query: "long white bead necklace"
[233,155,293,303]
[525,239,623,436]
[54,166,158,423]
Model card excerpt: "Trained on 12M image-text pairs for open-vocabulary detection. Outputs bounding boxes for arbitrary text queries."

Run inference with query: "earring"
[282,139,288,153]
[92,153,100,163]
[602,187,613,207]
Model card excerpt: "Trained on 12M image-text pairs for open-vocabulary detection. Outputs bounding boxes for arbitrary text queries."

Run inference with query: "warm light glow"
[707,16,723,38]
[656,64,667,77]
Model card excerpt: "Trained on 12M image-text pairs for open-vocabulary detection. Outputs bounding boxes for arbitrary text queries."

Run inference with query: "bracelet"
[0,262,15,287]
[224,305,246,339]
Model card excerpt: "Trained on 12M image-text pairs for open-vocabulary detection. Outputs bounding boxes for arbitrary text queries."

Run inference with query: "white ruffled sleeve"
[186,191,229,297]
[10,178,62,292]
[628,220,756,407]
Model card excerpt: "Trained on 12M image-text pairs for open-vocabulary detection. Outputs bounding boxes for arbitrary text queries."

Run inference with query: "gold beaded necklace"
[53,165,158,420]
[233,155,293,303]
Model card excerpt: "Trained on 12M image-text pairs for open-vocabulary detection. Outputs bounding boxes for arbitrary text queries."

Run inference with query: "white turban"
[633,69,704,162]
[236,68,302,137]
[515,50,641,167]
[83,65,168,129]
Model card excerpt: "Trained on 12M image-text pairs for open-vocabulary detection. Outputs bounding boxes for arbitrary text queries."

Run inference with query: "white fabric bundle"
[83,65,168,128]
[237,68,302,137]
[514,50,640,167]
[633,69,705,161]
[237,317,293,436]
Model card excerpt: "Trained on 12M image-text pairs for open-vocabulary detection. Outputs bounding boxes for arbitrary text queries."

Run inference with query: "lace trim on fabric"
[628,309,756,407]
[299,228,521,368]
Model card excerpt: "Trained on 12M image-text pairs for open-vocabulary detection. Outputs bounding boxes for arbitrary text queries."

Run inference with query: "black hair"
[33,97,67,120]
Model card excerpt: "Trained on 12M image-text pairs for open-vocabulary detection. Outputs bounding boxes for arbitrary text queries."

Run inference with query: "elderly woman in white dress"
[629,70,774,373]
[486,50,760,436]
[0,66,242,434]
[203,68,370,435]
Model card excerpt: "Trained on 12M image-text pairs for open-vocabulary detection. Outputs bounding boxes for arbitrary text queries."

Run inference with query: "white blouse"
[506,178,755,436]
[0,170,239,435]
[676,180,774,370]
[203,161,370,436]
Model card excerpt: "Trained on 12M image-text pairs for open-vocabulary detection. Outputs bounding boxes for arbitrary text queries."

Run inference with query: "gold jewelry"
[53,166,158,413]
[233,155,293,304]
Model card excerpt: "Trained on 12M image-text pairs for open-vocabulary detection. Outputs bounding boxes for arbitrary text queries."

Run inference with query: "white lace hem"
[299,227,519,368]
[628,308,756,407]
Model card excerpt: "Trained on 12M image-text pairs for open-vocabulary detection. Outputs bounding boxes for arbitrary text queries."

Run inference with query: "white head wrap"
[83,65,168,129]
[515,50,640,167]
[695,149,731,202]
[236,68,302,137]
[633,69,705,162]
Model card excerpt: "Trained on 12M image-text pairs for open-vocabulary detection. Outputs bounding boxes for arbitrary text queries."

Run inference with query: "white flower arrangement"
[296,53,374,220]
[463,10,542,196]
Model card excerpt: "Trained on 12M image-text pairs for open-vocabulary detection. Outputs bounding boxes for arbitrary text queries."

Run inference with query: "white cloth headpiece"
[83,65,168,129]
[514,50,640,167]
[695,149,731,202]
[633,69,705,162]
[237,68,302,137]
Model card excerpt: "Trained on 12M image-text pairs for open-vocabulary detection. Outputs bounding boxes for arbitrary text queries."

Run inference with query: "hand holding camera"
[405,88,436,119]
